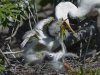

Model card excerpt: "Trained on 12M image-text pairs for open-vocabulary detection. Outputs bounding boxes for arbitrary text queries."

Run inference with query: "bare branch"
[0,49,10,65]
[28,13,33,30]
[3,50,24,54]
[5,18,23,40]
[7,44,16,59]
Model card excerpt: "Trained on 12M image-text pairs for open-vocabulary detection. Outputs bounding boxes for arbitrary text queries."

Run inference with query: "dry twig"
[5,18,23,40]
[0,49,10,65]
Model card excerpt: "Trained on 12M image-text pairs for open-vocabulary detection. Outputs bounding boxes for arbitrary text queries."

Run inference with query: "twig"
[28,13,33,30]
[7,44,21,63]
[7,44,16,59]
[5,18,23,40]
[9,16,18,42]
[33,0,38,22]
[96,51,100,56]
[0,49,10,65]
[28,6,37,24]
[3,50,24,54]
[83,29,93,63]
[79,42,83,57]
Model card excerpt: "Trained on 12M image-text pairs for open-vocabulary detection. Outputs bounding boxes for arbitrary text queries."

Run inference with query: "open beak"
[59,19,76,40]
[63,19,76,34]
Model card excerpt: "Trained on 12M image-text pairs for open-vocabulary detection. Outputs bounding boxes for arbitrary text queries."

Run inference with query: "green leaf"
[3,3,16,9]
[94,69,100,75]
[0,64,5,70]
[80,65,85,75]
[20,14,26,20]
[0,11,6,22]
[10,10,21,13]
[23,10,29,18]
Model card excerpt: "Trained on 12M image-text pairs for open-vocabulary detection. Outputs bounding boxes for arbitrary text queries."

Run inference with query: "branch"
[0,49,10,65]
[5,18,23,40]
[3,50,24,54]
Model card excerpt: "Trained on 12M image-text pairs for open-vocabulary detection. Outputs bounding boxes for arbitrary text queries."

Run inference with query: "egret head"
[43,51,64,70]
[43,52,54,61]
[55,2,71,24]
[55,2,78,19]
[55,1,89,21]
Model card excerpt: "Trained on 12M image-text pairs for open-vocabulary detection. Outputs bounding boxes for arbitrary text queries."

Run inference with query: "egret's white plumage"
[55,2,77,24]
[44,38,78,70]
[21,30,36,47]
[56,0,100,20]
[21,17,62,63]
[70,0,100,18]
[44,49,78,70]
[21,17,59,50]
[55,0,100,52]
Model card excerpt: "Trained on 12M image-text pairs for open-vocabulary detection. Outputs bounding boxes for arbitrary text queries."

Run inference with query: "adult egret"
[55,2,77,24]
[55,2,77,34]
[56,0,100,20]
[55,0,100,51]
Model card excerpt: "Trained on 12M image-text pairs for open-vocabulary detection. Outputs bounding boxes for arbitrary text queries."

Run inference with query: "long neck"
[69,1,93,18]
[59,39,66,53]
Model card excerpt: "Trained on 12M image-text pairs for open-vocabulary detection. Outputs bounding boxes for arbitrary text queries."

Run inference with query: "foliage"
[0,64,5,70]
[76,66,100,75]
[0,0,35,27]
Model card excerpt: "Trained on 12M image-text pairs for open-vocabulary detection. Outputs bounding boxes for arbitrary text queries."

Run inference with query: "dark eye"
[44,54,53,61]
[49,54,53,57]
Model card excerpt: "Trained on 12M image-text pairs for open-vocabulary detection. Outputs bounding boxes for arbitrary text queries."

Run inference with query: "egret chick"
[21,17,59,50]
[44,39,78,70]
[21,17,62,63]
[44,48,78,70]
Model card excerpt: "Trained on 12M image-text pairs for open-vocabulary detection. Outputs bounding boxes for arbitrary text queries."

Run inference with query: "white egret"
[44,49,78,70]
[55,0,100,51]
[56,0,100,20]
[21,17,63,63]
[44,38,78,70]
[55,2,77,24]
[21,16,77,66]
[21,17,60,50]
[69,0,100,18]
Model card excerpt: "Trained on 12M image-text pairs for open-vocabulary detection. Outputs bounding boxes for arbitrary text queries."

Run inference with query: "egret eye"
[43,53,53,61]
[49,54,53,57]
